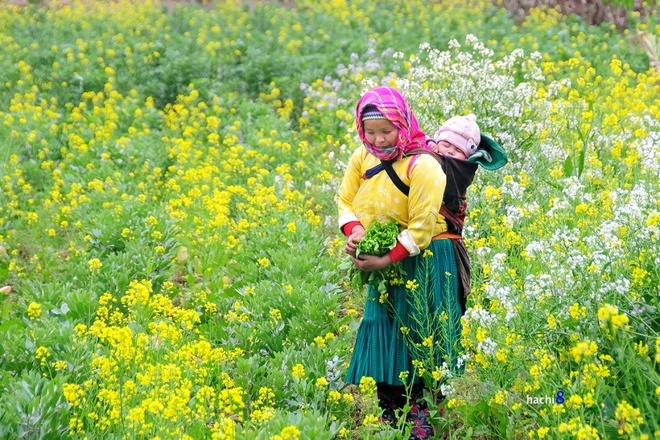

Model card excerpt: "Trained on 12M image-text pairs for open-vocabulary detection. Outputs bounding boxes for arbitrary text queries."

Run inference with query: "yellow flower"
[277,425,300,440]
[476,327,487,342]
[570,340,597,362]
[597,303,616,322]
[305,209,320,225]
[315,377,328,388]
[611,313,629,329]
[27,302,42,319]
[204,302,218,315]
[412,359,425,376]
[62,383,84,407]
[568,303,586,319]
[88,258,102,272]
[327,391,341,403]
[634,341,649,357]
[52,360,68,371]
[446,398,465,409]
[614,400,643,435]
[567,394,583,409]
[583,393,595,407]
[98,292,114,306]
[291,363,305,380]
[631,267,648,286]
[358,376,376,395]
[529,365,540,379]
[35,346,50,366]
[362,414,379,428]
[490,390,506,405]
[405,279,419,291]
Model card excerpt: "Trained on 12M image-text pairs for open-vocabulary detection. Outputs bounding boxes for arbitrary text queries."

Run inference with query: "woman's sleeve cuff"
[397,229,420,257]
[388,241,410,263]
[341,221,363,236]
[338,212,360,234]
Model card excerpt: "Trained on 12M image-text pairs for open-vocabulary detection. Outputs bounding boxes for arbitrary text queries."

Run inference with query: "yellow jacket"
[338,146,448,256]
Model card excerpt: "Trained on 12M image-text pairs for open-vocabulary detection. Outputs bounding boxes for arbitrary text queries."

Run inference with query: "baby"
[428,113,480,161]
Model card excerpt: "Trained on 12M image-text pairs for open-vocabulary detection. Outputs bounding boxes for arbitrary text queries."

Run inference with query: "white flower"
[463,307,497,327]
[477,337,497,355]
[456,353,470,369]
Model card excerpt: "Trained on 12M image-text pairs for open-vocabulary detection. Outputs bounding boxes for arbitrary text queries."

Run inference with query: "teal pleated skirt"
[346,239,463,386]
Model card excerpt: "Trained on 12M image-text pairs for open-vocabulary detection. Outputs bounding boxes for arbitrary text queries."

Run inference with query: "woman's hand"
[345,226,365,257]
[352,253,392,272]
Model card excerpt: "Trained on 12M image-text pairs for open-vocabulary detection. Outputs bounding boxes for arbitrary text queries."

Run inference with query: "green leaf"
[577,147,585,177]
[563,154,573,177]
[0,319,21,333]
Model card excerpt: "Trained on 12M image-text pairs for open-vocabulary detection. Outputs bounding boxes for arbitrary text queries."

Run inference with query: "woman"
[338,86,464,439]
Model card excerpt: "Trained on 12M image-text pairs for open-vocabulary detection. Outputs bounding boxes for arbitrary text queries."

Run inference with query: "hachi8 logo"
[527,390,565,405]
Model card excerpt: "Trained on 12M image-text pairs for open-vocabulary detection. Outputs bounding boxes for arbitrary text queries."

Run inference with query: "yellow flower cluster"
[27,302,42,319]
[87,257,102,272]
[405,279,419,291]
[597,304,629,330]
[358,376,376,395]
[291,363,306,381]
[614,400,644,435]
[35,346,49,366]
[269,425,301,440]
[570,340,598,363]
[557,417,600,439]
[62,383,85,407]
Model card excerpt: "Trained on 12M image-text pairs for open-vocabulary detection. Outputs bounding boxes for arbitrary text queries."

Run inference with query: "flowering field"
[0,0,659,439]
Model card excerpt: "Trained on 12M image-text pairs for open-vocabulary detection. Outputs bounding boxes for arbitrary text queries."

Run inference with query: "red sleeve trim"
[341,221,363,236]
[388,241,410,263]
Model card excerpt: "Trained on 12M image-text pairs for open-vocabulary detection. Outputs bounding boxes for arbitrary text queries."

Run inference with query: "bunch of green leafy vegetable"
[339,220,406,294]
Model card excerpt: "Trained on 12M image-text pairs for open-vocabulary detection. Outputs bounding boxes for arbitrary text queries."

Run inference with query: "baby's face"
[430,140,467,160]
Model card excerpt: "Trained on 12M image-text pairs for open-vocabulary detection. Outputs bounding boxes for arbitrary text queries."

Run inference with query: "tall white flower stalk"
[395,35,556,166]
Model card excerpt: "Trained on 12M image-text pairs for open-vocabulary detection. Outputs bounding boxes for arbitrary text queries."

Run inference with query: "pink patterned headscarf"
[356,86,427,161]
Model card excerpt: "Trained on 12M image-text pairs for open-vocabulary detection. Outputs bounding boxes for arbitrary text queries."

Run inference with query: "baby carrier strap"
[363,159,411,196]
[380,159,410,196]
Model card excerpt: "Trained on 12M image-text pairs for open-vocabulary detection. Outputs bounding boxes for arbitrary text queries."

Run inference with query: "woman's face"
[430,140,467,160]
[363,119,399,149]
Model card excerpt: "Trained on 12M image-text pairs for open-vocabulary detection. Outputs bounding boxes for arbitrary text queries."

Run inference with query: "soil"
[498,0,653,30]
